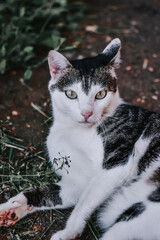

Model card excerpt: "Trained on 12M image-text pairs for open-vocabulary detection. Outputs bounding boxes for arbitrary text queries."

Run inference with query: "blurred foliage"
[0,0,87,76]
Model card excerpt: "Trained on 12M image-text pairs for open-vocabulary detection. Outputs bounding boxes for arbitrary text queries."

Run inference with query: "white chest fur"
[47,121,104,183]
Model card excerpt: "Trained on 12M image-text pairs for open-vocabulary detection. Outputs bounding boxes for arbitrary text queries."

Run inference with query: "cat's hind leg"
[100,201,160,240]
[99,221,135,240]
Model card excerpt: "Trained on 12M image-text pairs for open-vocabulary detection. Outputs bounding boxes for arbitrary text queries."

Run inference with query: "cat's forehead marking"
[50,67,116,95]
[49,55,117,94]
[81,75,92,94]
[70,54,115,94]
[66,82,102,95]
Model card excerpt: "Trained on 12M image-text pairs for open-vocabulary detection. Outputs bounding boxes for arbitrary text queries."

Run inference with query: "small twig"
[0,170,56,177]
[7,135,24,142]
[88,220,99,240]
[8,148,13,161]
[31,102,50,119]
[37,155,46,161]
[2,143,25,151]
[39,218,55,240]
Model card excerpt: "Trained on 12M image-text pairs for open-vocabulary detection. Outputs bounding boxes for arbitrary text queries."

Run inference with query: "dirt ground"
[0,0,160,239]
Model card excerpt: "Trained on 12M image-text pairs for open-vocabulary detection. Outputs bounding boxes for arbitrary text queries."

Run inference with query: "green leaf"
[24,46,34,53]
[0,59,6,74]
[23,69,32,81]
[40,35,66,49]
[53,36,66,50]
[0,4,8,11]
[1,45,6,57]
[68,22,79,30]
[7,0,14,3]
[24,53,34,62]
[20,7,25,17]
[55,0,67,7]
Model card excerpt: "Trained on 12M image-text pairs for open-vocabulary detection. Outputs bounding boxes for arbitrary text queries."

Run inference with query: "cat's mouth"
[78,120,95,126]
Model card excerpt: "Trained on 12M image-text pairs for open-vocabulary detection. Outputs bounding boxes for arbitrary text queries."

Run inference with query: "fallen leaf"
[142,58,149,69]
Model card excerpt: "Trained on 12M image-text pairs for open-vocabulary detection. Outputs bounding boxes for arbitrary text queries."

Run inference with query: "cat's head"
[48,38,122,127]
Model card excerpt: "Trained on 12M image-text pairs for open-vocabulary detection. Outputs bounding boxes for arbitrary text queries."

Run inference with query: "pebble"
[105,36,112,42]
[85,25,98,33]
[148,67,154,72]
[152,53,158,58]
[77,55,84,60]
[12,110,18,116]
[131,20,138,26]
[125,66,132,71]
[123,29,131,34]
[153,78,160,83]
[91,51,97,56]
[43,102,47,107]
[136,98,141,103]
[152,95,158,100]
[19,78,24,83]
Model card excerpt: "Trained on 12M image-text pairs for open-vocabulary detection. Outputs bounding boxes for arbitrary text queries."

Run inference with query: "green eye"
[65,90,77,99]
[95,89,107,100]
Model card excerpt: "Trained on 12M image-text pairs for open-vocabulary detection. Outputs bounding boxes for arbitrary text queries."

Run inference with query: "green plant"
[0,121,59,200]
[0,0,87,77]
[0,125,68,240]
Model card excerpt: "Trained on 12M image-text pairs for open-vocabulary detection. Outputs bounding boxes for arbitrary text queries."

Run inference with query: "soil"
[0,0,160,239]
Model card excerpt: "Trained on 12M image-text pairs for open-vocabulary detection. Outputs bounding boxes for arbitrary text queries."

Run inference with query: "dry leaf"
[142,58,149,69]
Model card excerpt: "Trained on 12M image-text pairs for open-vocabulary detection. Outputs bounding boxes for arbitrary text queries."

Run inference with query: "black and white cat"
[1,38,160,240]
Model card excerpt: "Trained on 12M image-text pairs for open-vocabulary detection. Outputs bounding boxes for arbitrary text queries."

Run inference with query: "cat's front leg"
[50,229,81,240]
[50,202,85,239]
[51,165,136,240]
[0,183,77,227]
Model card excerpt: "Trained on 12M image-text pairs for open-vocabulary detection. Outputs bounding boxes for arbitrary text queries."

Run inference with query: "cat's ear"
[102,38,121,68]
[48,50,72,82]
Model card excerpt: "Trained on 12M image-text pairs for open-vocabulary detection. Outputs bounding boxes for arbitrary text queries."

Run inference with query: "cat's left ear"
[48,50,72,83]
[102,38,121,68]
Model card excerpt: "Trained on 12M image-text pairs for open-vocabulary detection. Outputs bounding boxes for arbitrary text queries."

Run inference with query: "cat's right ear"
[48,50,72,83]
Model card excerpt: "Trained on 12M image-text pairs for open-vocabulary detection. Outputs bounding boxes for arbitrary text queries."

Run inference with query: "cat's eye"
[95,89,107,100]
[65,90,77,99]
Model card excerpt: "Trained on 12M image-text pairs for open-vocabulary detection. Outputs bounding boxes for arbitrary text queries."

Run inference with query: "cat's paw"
[0,192,33,227]
[50,229,79,240]
[51,212,85,240]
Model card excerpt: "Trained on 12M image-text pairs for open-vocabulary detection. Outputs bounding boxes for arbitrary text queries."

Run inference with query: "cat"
[0,38,160,240]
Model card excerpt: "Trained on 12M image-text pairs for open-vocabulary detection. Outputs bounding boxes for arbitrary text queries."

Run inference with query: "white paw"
[50,229,79,240]
[50,211,86,240]
[0,192,34,226]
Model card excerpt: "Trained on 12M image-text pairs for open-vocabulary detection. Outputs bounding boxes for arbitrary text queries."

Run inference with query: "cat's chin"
[78,121,95,128]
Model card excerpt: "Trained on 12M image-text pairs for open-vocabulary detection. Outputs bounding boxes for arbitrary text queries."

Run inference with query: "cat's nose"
[81,111,93,120]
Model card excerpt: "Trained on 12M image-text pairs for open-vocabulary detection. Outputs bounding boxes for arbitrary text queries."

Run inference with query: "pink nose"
[81,111,93,120]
